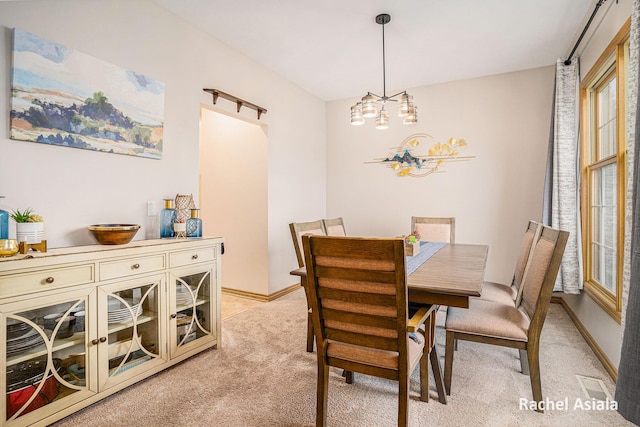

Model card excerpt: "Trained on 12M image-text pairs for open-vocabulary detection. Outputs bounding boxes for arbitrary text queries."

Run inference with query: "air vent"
[576,375,613,401]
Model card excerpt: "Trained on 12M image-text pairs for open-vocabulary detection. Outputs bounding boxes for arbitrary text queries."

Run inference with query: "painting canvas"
[10,29,164,159]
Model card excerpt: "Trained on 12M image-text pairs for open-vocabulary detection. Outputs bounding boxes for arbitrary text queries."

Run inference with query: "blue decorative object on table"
[0,197,8,239]
[160,199,176,238]
[186,208,202,238]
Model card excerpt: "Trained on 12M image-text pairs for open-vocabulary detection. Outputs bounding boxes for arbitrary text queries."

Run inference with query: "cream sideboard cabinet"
[0,237,223,426]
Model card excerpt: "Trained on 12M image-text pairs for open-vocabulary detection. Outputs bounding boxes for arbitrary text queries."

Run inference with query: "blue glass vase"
[160,199,176,238]
[186,209,202,238]
[0,196,8,240]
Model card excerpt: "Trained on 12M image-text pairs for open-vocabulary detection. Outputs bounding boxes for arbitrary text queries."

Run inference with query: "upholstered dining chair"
[289,220,327,268]
[410,217,455,243]
[302,235,435,427]
[289,220,327,352]
[477,220,542,306]
[443,225,569,412]
[322,217,347,236]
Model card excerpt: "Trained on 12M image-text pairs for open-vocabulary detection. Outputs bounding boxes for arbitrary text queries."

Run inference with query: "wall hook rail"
[203,88,267,120]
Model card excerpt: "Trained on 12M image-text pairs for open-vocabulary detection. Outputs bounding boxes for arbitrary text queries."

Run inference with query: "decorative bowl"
[87,224,140,245]
[0,239,19,257]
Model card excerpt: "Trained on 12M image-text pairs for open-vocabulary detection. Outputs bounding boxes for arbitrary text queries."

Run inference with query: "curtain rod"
[564,0,612,66]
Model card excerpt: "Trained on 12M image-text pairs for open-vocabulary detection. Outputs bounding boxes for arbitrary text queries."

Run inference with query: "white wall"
[327,66,555,284]
[0,0,326,295]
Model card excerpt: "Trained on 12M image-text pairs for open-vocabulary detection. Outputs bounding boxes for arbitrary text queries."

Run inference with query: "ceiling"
[152,0,595,101]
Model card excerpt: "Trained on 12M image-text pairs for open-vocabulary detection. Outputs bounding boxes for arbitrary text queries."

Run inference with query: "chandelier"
[350,14,417,129]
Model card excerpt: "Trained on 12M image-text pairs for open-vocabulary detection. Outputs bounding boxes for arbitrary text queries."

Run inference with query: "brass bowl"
[0,239,19,257]
[87,224,140,245]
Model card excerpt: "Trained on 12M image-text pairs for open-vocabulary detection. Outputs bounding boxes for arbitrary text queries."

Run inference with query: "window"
[580,20,630,322]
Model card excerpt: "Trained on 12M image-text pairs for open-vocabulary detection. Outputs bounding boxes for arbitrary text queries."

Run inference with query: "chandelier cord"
[381,19,386,99]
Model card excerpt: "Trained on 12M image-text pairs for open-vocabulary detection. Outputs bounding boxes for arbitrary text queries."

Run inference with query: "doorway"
[199,107,269,297]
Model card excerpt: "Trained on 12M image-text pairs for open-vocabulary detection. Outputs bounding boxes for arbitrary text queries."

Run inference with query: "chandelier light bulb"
[403,105,418,125]
[361,94,378,118]
[376,108,389,129]
[350,103,365,125]
[398,93,413,117]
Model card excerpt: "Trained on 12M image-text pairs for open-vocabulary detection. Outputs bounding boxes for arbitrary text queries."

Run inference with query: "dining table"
[290,242,489,405]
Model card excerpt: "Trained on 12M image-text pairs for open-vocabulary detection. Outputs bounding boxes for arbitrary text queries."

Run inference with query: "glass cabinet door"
[2,289,96,425]
[97,274,166,390]
[170,267,215,358]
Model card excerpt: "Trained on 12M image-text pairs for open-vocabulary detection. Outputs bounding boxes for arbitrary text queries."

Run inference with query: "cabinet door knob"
[91,339,99,345]
[132,263,140,269]
[45,277,55,284]
[99,337,107,343]
[170,313,177,319]
[191,254,198,260]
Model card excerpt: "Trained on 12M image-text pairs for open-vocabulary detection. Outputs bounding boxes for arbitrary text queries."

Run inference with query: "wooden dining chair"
[410,217,455,243]
[289,220,327,352]
[322,217,347,236]
[302,235,435,427]
[477,220,542,306]
[443,225,569,412]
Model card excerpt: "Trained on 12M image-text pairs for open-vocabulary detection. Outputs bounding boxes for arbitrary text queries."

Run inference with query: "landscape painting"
[10,28,164,159]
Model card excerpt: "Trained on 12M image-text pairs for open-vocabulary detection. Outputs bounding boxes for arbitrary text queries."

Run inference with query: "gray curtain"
[616,0,640,422]
[542,58,583,293]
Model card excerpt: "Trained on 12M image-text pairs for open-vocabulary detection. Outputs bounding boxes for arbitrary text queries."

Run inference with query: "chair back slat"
[318,287,397,307]
[323,308,399,330]
[325,329,399,351]
[411,217,455,243]
[316,267,397,285]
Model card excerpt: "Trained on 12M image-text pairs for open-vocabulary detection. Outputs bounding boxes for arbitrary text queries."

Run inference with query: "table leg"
[430,346,447,404]
[427,307,447,404]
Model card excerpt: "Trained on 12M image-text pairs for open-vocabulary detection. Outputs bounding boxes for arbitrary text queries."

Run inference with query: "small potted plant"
[10,208,45,244]
[404,233,420,256]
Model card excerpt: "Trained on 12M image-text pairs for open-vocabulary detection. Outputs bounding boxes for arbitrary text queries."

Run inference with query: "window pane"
[597,77,617,159]
[590,163,617,293]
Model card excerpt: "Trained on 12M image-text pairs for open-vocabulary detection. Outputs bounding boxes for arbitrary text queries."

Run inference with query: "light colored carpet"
[52,289,631,426]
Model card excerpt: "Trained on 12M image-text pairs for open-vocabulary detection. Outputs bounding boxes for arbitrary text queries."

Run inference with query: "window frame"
[579,20,630,323]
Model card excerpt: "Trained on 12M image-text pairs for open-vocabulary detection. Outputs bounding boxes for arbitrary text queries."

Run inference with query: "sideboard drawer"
[100,254,166,280]
[169,246,216,268]
[0,264,95,298]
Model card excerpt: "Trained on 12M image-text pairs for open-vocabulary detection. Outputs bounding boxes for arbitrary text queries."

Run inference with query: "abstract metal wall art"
[368,133,474,178]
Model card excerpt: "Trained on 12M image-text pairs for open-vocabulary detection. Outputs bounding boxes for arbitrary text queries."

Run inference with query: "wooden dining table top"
[290,243,489,309]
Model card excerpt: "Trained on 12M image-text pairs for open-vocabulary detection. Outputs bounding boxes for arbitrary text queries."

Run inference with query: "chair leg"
[527,344,544,413]
[306,312,314,352]
[317,362,329,426]
[444,330,455,396]
[345,370,354,384]
[519,349,530,375]
[398,375,409,427]
[420,352,429,402]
